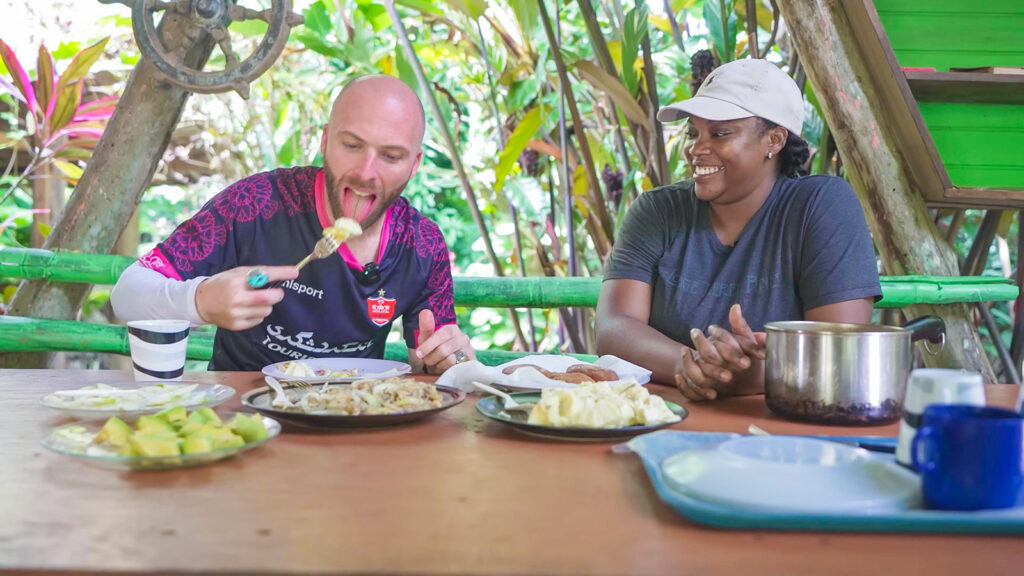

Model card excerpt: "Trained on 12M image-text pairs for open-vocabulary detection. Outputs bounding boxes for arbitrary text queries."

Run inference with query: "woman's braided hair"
[759,118,810,178]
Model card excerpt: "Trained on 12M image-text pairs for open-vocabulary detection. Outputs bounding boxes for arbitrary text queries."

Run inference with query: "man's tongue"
[343,187,376,221]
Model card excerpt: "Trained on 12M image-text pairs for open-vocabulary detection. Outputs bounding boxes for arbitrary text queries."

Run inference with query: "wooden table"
[2,370,1022,576]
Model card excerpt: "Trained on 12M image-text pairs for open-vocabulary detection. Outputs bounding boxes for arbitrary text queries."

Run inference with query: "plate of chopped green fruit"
[41,406,280,471]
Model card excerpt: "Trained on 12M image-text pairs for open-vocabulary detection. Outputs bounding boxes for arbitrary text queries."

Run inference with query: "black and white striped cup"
[126,320,191,381]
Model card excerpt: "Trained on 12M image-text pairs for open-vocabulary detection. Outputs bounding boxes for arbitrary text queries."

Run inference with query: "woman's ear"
[768,126,788,155]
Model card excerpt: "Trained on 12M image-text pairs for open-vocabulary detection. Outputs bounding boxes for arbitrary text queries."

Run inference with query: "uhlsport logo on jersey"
[367,289,397,326]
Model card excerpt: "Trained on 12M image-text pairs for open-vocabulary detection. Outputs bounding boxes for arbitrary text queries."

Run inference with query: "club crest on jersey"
[367,289,397,326]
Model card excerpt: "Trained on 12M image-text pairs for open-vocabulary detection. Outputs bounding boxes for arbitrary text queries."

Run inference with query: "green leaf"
[52,42,82,61]
[356,1,390,32]
[394,42,419,94]
[36,222,52,239]
[36,45,55,119]
[120,52,139,66]
[232,18,269,37]
[621,5,649,96]
[445,0,487,19]
[293,31,346,60]
[396,0,444,17]
[303,1,332,38]
[494,106,542,194]
[53,159,83,183]
[507,77,538,113]
[277,128,302,166]
[704,0,736,64]
[55,37,108,90]
[54,146,92,160]
[49,78,81,133]
[733,0,775,33]
[509,0,538,39]
[575,60,647,126]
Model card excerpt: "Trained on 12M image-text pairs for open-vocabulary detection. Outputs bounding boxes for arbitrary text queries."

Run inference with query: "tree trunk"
[776,0,995,381]
[30,162,64,248]
[0,14,215,369]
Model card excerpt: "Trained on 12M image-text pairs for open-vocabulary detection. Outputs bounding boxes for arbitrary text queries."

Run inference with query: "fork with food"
[248,217,362,289]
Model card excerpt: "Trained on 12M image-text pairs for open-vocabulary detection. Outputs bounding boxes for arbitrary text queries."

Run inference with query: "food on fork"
[323,217,362,244]
[527,381,679,428]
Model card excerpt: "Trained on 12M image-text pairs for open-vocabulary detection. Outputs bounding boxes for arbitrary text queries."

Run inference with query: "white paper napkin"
[436,354,652,393]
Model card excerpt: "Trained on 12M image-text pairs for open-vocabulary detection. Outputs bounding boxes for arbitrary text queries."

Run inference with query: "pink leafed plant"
[0,37,117,196]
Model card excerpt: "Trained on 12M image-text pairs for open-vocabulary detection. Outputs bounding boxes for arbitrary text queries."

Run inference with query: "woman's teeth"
[695,166,723,176]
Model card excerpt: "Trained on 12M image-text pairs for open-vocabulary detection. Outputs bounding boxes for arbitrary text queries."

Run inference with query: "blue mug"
[912,404,1024,510]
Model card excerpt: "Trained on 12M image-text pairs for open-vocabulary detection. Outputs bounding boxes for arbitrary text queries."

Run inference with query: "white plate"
[437,354,652,392]
[261,358,412,383]
[661,436,921,513]
[40,383,235,419]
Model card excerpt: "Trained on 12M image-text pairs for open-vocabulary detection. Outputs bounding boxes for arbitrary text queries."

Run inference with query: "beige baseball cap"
[657,58,804,136]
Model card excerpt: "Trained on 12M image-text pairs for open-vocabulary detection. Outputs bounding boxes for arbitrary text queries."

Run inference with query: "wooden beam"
[1,11,216,369]
[776,0,997,381]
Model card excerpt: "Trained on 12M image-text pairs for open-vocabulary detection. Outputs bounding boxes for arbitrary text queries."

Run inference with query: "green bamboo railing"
[0,247,1018,308]
[0,316,597,365]
[0,246,1018,365]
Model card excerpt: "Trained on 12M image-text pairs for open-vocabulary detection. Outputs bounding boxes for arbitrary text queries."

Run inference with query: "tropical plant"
[0,38,117,196]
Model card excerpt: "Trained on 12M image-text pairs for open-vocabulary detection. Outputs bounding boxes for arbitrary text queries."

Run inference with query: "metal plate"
[241,384,465,429]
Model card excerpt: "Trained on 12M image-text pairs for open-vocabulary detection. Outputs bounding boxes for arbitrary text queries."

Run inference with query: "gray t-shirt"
[604,175,881,347]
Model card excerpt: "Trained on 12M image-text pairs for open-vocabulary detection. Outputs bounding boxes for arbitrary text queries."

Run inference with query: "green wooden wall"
[873,0,1023,70]
[917,102,1024,189]
[873,0,1024,189]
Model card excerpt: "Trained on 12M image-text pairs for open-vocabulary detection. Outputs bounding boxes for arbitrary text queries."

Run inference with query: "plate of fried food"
[437,354,652,392]
[261,358,412,384]
[241,376,465,428]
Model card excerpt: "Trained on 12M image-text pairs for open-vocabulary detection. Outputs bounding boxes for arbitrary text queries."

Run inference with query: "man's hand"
[673,304,766,402]
[414,309,474,374]
[195,266,298,330]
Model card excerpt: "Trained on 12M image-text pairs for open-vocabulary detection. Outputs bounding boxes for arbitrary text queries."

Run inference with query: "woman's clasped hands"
[675,304,767,401]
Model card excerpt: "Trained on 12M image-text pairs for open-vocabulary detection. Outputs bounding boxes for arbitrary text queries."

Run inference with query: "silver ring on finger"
[454,350,470,364]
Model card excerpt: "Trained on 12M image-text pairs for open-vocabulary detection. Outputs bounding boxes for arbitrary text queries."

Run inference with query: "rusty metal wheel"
[112,0,303,98]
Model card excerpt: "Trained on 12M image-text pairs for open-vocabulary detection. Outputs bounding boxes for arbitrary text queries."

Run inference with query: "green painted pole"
[0,316,596,366]
[0,248,1017,308]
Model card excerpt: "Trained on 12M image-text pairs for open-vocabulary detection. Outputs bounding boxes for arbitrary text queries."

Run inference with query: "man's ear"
[409,149,423,179]
[320,124,329,157]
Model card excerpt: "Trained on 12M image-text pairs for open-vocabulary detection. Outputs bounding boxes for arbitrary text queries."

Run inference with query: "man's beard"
[323,164,408,229]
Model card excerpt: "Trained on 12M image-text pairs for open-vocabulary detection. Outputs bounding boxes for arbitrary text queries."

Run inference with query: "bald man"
[111,75,475,374]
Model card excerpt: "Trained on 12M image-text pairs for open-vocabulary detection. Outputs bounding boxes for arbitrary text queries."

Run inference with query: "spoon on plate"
[471,381,535,413]
[747,424,896,454]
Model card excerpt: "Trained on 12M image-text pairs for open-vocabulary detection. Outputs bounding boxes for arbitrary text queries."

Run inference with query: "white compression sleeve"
[110,262,208,327]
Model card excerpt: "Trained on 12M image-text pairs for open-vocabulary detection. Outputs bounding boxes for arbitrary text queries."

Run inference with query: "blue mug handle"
[911,426,938,473]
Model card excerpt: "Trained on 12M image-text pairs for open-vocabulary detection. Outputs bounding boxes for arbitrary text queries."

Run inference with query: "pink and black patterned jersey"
[138,166,456,371]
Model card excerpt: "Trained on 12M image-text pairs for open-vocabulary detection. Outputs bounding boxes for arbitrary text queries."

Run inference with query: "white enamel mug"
[895,368,985,468]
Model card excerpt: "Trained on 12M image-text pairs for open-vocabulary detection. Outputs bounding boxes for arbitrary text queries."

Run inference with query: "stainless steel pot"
[764,316,945,425]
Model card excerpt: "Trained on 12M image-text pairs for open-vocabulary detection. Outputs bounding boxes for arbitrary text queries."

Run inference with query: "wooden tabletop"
[2,369,1022,576]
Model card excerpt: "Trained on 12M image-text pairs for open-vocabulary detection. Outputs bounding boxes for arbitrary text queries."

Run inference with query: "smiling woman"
[596,59,881,403]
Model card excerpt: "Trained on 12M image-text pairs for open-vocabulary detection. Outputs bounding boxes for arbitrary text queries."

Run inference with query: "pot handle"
[902,315,946,352]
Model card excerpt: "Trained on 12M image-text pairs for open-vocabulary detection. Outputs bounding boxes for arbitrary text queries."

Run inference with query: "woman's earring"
[766,151,774,159]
